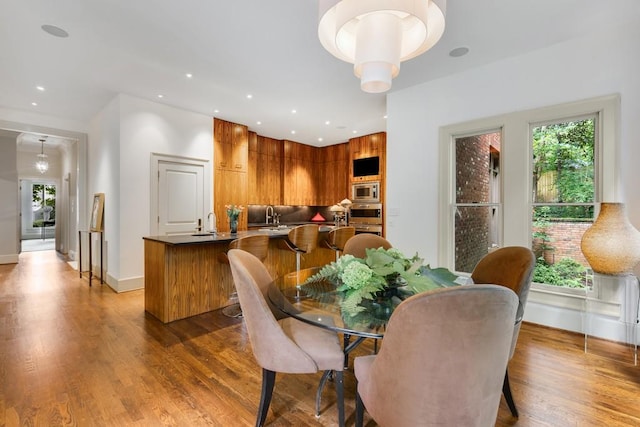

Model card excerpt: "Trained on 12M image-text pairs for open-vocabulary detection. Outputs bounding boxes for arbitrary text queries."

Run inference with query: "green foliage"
[303,247,459,316]
[533,257,586,288]
[532,119,594,219]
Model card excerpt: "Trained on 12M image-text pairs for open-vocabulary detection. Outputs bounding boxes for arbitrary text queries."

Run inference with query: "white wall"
[0,135,19,263]
[386,21,640,266]
[386,22,640,336]
[89,94,213,291]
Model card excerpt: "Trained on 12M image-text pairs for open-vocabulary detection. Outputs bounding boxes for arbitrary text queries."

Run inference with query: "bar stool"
[280,224,319,284]
[219,234,270,317]
[324,226,356,261]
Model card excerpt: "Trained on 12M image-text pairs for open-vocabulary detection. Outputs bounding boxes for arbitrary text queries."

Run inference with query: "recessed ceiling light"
[157,94,164,98]
[256,121,262,125]
[449,46,469,58]
[318,137,323,142]
[246,94,253,99]
[41,24,69,38]
[325,120,331,125]
[383,115,388,119]
[291,130,296,134]
[185,73,193,79]
[31,102,38,106]
[291,109,297,114]
[352,130,358,134]
[213,109,219,113]
[36,86,45,91]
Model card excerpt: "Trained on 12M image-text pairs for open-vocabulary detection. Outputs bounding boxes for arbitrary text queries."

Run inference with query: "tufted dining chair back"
[354,285,518,427]
[342,233,392,259]
[471,246,536,417]
[228,249,345,426]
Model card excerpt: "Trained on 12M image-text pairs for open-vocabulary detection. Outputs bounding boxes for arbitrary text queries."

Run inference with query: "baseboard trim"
[0,254,19,264]
[105,274,144,293]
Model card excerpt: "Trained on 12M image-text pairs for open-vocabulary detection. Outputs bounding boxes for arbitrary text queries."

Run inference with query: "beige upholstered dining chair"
[354,285,518,427]
[342,233,392,259]
[218,234,270,318]
[323,226,356,261]
[471,246,536,418]
[227,249,345,427]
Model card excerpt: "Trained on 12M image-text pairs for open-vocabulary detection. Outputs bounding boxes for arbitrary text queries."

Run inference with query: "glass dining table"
[267,266,416,416]
[267,267,412,340]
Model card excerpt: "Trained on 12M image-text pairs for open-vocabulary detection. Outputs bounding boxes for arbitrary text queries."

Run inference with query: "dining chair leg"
[334,370,345,427]
[355,389,365,427]
[343,334,351,368]
[257,369,276,427]
[502,368,519,417]
[315,370,332,417]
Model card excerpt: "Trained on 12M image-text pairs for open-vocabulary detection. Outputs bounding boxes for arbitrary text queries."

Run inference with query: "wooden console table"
[79,230,104,286]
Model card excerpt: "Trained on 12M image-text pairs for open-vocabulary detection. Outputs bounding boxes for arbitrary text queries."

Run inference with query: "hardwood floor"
[1,251,639,426]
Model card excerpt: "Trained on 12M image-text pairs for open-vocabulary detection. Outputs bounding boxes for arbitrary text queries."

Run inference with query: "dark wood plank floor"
[1,251,639,426]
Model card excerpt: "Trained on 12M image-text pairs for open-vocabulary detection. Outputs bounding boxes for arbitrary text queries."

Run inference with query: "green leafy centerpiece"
[302,247,459,317]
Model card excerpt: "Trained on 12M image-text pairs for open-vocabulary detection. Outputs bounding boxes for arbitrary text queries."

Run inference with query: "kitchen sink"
[258,225,292,235]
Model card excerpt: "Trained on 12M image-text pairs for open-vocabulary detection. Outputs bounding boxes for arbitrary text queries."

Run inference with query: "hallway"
[20,238,55,252]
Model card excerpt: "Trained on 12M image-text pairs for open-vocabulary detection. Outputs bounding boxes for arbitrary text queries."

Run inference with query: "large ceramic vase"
[581,203,640,275]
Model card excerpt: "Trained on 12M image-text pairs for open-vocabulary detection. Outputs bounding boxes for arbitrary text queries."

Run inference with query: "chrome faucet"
[208,212,217,233]
[265,205,274,224]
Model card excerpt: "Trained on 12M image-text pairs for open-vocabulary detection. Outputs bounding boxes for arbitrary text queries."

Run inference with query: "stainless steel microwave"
[352,182,380,202]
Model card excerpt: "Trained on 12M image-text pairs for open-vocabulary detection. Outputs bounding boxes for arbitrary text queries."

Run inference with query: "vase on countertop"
[229,218,238,234]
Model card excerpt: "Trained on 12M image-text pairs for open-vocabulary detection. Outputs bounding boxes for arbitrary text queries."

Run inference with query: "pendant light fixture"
[35,138,49,174]
[318,0,447,93]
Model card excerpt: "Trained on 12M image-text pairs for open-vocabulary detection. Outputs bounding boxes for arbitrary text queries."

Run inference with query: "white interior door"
[158,161,205,235]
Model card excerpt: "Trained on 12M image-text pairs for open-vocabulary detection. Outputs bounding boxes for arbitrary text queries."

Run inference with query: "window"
[439,95,618,305]
[453,130,502,272]
[531,117,595,289]
[32,183,56,228]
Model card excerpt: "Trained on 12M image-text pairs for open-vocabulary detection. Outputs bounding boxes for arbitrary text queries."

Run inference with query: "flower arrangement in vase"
[225,204,244,234]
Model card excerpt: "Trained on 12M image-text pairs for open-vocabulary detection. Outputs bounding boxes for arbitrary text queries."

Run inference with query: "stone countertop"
[143,225,334,246]
[248,221,334,227]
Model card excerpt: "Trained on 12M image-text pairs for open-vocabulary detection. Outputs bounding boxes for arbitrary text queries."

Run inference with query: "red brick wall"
[533,220,591,265]
[454,133,500,272]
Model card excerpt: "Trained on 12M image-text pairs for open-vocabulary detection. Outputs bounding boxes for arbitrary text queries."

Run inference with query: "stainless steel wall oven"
[349,202,383,235]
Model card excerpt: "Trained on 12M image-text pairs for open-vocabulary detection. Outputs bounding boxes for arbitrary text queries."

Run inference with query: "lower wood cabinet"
[144,234,335,323]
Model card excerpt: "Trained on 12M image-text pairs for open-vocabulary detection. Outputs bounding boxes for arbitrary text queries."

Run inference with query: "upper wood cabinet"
[214,169,248,232]
[349,132,386,183]
[318,143,349,205]
[283,141,326,206]
[214,118,248,172]
[248,133,282,205]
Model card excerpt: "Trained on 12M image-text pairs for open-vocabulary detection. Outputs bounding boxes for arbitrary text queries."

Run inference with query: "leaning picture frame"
[90,193,105,232]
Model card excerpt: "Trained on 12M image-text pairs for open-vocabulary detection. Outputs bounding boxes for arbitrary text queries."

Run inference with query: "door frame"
[150,153,212,236]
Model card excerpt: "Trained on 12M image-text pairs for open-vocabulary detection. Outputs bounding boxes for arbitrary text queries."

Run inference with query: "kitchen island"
[143,228,335,323]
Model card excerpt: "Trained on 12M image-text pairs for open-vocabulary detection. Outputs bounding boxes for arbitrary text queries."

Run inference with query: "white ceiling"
[1,0,639,147]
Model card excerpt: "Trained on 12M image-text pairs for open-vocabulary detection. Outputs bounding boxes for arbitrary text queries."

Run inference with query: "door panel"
[158,161,204,235]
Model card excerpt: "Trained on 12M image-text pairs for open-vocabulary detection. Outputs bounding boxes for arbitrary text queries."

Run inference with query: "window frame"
[439,95,619,307]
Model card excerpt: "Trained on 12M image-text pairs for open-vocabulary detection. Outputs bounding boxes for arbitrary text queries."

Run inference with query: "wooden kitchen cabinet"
[318,143,349,205]
[248,133,282,205]
[350,132,386,183]
[214,169,248,232]
[214,118,248,172]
